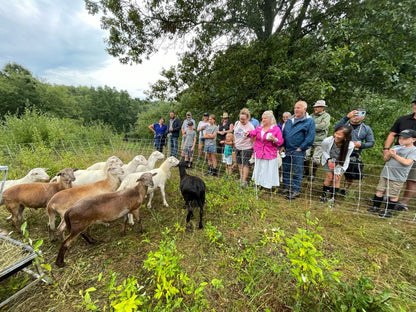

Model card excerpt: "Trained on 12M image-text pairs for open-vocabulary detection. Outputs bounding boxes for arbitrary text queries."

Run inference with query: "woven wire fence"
[1,138,415,223]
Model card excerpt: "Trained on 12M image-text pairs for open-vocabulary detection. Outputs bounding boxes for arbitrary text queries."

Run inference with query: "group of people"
[148,98,416,217]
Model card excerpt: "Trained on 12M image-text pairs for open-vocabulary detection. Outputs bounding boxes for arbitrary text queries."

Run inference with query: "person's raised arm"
[383,132,397,157]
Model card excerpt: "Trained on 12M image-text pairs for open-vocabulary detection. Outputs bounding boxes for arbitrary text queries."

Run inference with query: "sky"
[0,0,179,98]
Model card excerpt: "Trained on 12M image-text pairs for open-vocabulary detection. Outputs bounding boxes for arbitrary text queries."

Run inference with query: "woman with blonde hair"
[247,110,284,189]
[234,108,255,187]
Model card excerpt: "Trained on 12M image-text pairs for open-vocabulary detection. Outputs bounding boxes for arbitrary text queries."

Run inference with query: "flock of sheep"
[0,151,206,267]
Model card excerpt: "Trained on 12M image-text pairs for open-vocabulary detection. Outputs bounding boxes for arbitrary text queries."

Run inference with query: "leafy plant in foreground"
[204,221,225,247]
[143,228,209,311]
[331,276,396,312]
[78,271,147,311]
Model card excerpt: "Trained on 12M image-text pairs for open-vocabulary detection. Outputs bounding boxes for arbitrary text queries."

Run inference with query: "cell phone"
[356,110,366,117]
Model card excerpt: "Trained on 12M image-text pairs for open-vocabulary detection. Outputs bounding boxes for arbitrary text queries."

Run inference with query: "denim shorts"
[184,146,194,158]
[204,144,216,153]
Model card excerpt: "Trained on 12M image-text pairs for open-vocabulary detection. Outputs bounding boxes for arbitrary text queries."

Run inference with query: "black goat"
[178,161,206,229]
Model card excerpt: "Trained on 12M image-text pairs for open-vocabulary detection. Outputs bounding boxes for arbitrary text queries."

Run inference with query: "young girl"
[203,114,218,176]
[320,125,354,202]
[222,133,235,176]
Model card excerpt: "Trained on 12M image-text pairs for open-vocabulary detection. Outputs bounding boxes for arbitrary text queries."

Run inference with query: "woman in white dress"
[247,110,284,189]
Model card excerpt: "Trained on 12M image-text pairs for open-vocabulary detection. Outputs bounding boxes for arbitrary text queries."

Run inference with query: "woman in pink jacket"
[247,110,284,189]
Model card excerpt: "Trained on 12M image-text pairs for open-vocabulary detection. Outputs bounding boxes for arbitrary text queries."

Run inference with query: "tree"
[85,0,416,116]
[80,86,148,133]
[0,62,150,134]
[0,63,41,116]
[84,0,357,64]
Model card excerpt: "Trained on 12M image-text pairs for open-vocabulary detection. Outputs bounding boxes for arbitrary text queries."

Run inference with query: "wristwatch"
[383,148,390,150]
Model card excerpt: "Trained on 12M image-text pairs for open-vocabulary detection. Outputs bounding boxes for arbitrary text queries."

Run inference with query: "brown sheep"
[2,168,76,229]
[47,165,124,241]
[55,172,156,268]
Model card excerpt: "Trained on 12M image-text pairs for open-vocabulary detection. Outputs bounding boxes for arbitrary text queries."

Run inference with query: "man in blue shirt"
[249,116,259,128]
[279,101,316,199]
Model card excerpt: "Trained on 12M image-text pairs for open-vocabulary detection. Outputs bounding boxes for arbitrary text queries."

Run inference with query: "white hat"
[313,100,327,107]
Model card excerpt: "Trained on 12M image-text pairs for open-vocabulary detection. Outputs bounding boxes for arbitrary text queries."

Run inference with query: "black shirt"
[390,113,416,146]
[218,120,233,142]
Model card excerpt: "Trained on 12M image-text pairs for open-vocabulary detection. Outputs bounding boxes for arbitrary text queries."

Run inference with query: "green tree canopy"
[85,0,416,117]
[0,63,150,134]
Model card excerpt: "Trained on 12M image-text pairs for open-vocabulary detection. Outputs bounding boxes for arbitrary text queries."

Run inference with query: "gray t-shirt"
[382,145,416,182]
[184,130,196,148]
[329,143,341,160]
[205,125,218,147]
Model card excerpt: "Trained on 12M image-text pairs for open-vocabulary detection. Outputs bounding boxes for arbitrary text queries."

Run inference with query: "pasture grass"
[0,145,415,311]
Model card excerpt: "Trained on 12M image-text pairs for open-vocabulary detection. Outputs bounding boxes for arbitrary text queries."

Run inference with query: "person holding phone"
[334,108,375,195]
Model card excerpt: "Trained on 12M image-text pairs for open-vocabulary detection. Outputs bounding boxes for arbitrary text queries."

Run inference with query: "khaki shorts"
[406,162,416,181]
[376,176,403,198]
[305,145,323,164]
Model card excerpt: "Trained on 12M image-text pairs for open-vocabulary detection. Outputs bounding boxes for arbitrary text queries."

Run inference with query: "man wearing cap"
[304,100,331,180]
[279,100,315,199]
[334,108,375,195]
[369,129,416,217]
[181,112,196,159]
[383,99,416,209]
[217,112,234,153]
[167,111,181,157]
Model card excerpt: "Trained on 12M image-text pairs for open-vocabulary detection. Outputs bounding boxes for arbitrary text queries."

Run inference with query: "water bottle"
[329,158,336,170]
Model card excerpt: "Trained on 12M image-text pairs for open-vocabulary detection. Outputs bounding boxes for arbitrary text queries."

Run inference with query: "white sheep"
[86,155,124,171]
[51,156,124,186]
[72,158,124,187]
[2,168,50,191]
[120,155,147,179]
[55,172,156,268]
[119,156,179,209]
[47,165,125,241]
[136,151,165,172]
[2,168,76,229]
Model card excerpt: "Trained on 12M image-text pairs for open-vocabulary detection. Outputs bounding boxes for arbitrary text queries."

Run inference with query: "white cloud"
[0,0,180,99]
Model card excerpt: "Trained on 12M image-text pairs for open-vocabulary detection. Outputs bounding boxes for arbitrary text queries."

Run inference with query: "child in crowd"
[203,114,218,176]
[183,122,197,168]
[222,133,235,176]
[368,129,416,217]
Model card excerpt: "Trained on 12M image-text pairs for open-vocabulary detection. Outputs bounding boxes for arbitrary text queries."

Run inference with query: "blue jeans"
[154,137,163,153]
[170,136,179,157]
[282,150,305,193]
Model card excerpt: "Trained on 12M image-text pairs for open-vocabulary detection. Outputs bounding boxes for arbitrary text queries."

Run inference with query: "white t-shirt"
[234,121,254,150]
[197,120,210,138]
